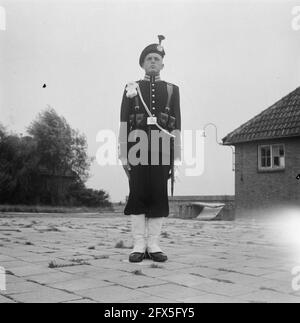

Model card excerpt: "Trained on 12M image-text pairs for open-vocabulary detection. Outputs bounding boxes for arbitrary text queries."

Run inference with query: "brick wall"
[235,137,300,214]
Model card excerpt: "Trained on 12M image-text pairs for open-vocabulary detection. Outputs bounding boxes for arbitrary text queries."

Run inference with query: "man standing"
[118,36,182,263]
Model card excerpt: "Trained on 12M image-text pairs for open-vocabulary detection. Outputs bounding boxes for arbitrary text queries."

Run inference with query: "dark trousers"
[124,150,171,218]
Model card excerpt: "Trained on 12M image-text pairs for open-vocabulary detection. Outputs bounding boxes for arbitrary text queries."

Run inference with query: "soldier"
[118,35,182,263]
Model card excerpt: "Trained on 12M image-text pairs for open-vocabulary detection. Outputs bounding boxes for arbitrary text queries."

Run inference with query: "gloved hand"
[121,159,132,180]
[168,165,180,181]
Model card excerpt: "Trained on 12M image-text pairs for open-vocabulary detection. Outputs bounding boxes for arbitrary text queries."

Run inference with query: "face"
[142,53,164,75]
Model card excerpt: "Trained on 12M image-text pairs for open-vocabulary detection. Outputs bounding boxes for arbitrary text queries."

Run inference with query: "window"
[258,144,285,171]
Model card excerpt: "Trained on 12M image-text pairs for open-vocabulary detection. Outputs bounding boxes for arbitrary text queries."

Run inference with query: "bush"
[68,181,112,207]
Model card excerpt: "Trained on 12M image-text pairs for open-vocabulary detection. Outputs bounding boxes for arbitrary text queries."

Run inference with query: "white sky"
[1,0,300,203]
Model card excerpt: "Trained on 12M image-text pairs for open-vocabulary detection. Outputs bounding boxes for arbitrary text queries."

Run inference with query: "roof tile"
[222,87,300,145]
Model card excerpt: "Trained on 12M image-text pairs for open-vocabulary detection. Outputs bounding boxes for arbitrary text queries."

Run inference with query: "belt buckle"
[147,116,157,125]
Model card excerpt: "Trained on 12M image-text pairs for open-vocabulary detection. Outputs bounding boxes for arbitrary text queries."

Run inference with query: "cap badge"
[157,45,163,52]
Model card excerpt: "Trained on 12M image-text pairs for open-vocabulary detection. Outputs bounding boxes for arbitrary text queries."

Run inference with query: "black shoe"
[147,251,168,262]
[129,252,145,263]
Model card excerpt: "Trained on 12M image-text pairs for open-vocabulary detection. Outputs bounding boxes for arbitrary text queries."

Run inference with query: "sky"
[1,0,300,203]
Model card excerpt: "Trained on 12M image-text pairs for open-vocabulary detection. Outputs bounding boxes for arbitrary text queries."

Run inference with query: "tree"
[0,111,111,207]
[27,106,92,182]
[0,123,6,140]
[0,130,39,204]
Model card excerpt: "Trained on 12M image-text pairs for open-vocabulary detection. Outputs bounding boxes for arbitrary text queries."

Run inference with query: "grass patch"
[161,231,170,238]
[115,240,125,248]
[0,204,114,214]
[190,273,207,278]
[217,268,239,274]
[38,226,61,233]
[0,238,11,242]
[210,278,234,284]
[132,270,145,276]
[22,221,38,228]
[150,263,163,269]
[5,270,15,276]
[70,258,91,265]
[114,240,132,249]
[93,255,109,260]
[48,260,61,269]
[260,287,278,292]
[48,259,90,268]
[0,229,21,233]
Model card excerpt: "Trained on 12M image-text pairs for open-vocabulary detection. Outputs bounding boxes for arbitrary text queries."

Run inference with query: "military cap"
[139,35,166,67]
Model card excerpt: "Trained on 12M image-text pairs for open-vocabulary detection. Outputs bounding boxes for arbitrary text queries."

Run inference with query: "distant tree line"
[0,107,111,207]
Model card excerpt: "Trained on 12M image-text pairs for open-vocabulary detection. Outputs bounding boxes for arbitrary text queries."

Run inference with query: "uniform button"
[152,101,155,103]
[152,89,155,92]
[153,114,155,116]
[152,94,155,97]
[153,107,156,110]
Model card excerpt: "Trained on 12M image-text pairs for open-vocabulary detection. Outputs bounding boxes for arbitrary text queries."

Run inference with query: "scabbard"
[170,137,175,197]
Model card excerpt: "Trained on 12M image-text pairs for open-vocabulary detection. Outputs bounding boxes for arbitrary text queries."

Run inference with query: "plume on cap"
[158,35,165,45]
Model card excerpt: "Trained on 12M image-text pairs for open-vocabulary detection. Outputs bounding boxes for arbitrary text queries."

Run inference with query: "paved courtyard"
[0,212,300,303]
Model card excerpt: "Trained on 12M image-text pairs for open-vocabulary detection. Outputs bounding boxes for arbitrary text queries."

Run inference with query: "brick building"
[222,87,300,215]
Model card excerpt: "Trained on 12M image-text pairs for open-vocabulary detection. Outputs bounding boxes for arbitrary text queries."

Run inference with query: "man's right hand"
[121,160,131,180]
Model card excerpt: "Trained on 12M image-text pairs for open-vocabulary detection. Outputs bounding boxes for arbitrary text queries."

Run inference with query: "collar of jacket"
[143,74,161,82]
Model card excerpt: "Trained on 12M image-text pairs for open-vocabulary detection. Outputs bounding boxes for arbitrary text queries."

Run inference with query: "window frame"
[257,143,286,172]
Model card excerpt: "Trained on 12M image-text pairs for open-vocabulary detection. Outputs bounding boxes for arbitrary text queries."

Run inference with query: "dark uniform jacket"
[118,75,181,165]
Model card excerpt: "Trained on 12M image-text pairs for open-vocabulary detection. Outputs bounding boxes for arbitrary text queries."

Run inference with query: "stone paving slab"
[0,213,300,303]
[138,283,208,302]
[76,285,151,303]
[48,278,114,292]
[10,287,80,303]
[192,280,258,297]
[159,273,214,287]
[104,274,168,289]
[0,295,15,303]
[182,294,245,303]
[6,265,58,277]
[25,272,82,285]
[237,290,300,303]
[3,281,44,295]
[63,298,97,303]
